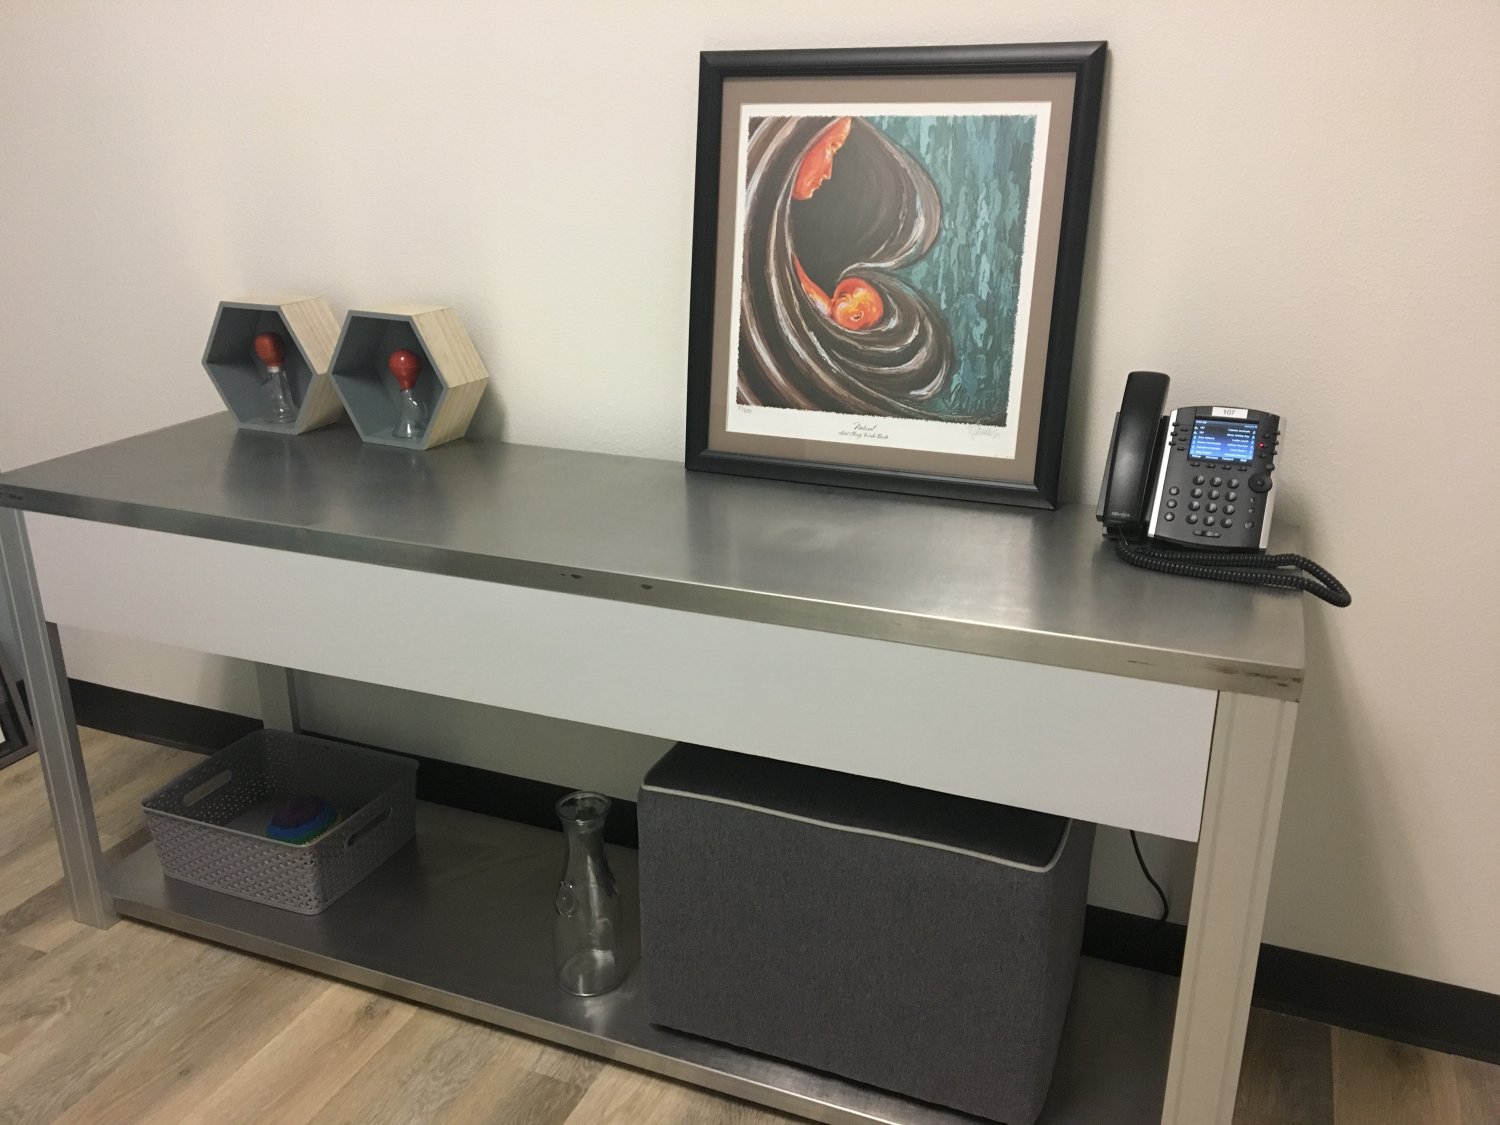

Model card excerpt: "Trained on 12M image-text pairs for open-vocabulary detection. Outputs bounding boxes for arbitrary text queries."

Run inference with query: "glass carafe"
[553,791,626,996]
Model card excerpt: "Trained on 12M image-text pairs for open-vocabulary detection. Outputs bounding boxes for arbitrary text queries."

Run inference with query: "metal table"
[0,414,1304,1125]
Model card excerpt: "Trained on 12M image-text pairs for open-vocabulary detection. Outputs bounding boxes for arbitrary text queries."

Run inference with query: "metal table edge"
[0,482,1303,701]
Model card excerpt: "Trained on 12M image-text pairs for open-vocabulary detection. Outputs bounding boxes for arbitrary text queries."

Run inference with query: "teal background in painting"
[866,115,1036,421]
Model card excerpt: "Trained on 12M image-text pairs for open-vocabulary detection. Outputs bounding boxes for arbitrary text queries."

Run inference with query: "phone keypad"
[1154,409,1279,551]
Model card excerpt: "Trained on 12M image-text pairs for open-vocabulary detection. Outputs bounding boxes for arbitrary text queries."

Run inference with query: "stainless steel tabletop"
[0,414,1304,698]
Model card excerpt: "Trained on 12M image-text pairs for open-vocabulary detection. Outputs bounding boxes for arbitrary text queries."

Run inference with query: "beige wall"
[3,2,1497,993]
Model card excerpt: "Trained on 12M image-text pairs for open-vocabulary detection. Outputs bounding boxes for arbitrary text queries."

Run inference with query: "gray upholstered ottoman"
[638,743,1094,1125]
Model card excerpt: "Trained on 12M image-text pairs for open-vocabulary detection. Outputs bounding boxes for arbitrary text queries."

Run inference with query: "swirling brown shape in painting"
[738,115,979,420]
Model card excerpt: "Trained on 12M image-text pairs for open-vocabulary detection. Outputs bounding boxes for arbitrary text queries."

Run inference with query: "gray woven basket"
[141,729,417,914]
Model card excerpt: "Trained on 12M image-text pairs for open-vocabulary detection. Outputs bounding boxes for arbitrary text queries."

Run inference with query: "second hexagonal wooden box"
[328,305,490,450]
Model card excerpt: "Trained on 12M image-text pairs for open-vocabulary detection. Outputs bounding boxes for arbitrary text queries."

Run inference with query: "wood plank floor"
[0,731,1495,1124]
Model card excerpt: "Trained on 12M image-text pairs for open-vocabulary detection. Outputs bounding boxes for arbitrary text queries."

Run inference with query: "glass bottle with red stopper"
[388,349,427,440]
[253,332,298,425]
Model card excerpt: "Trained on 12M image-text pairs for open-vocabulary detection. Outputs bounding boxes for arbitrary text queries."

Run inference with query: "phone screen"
[1188,418,1257,462]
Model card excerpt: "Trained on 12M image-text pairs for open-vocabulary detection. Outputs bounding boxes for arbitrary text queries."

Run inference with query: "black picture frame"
[0,652,34,771]
[684,42,1107,508]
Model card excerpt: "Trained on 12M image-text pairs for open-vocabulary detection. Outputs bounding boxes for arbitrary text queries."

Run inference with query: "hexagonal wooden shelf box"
[201,296,344,434]
[328,305,490,450]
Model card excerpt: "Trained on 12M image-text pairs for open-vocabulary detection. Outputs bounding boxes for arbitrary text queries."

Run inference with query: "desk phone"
[1097,371,1349,606]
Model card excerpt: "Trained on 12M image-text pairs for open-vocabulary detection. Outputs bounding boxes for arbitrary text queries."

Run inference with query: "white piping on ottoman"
[639,784,1072,874]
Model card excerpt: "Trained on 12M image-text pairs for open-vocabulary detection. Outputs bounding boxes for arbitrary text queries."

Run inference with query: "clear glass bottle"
[387,348,427,440]
[264,366,298,425]
[553,791,626,996]
[392,386,426,439]
[253,331,298,425]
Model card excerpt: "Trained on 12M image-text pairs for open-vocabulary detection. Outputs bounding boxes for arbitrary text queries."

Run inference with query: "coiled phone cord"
[1113,540,1353,607]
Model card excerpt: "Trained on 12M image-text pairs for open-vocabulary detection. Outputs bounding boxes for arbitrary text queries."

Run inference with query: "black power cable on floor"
[1096,830,1171,962]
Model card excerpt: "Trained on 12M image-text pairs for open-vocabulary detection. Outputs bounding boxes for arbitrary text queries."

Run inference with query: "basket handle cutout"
[345,807,392,849]
[183,770,232,806]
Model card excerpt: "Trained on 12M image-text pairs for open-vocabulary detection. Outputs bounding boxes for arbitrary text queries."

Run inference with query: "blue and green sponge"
[266,795,340,844]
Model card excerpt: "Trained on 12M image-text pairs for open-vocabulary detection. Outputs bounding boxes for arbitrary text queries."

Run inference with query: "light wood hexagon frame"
[329,305,490,450]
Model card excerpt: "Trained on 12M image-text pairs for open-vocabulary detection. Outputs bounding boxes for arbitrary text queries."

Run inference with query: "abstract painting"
[733,110,1041,451]
[686,44,1107,507]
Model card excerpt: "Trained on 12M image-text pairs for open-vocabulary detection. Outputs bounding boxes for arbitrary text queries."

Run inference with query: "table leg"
[0,508,115,928]
[254,663,301,732]
[1160,691,1298,1124]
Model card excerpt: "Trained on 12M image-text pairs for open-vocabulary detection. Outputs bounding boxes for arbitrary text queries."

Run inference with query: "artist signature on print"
[838,423,891,442]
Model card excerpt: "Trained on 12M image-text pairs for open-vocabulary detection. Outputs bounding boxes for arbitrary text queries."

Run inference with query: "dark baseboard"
[1080,903,1187,977]
[68,680,1500,1066]
[1083,905,1500,1065]
[310,727,641,849]
[1252,943,1499,1065]
[68,680,262,755]
[68,680,640,848]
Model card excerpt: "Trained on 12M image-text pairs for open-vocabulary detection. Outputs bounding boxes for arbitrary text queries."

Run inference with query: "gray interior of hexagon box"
[204,307,316,427]
[330,316,448,444]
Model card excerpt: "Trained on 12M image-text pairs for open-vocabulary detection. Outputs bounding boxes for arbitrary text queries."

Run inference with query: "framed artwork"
[684,43,1107,507]
[0,652,34,771]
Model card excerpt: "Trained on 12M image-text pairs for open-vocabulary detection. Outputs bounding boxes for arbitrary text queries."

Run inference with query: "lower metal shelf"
[109,802,1175,1125]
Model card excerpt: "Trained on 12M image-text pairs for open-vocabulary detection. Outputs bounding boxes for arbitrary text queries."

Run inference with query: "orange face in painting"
[792,116,852,200]
[794,261,885,332]
[829,278,884,331]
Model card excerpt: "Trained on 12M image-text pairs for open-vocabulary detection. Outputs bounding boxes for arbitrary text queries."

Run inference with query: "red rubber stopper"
[253,332,285,367]
[388,349,422,391]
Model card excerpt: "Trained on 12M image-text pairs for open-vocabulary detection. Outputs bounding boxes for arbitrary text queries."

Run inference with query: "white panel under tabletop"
[30,515,1216,840]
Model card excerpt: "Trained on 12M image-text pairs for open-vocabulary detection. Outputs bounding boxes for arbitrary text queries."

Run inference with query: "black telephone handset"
[1097,371,1350,607]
